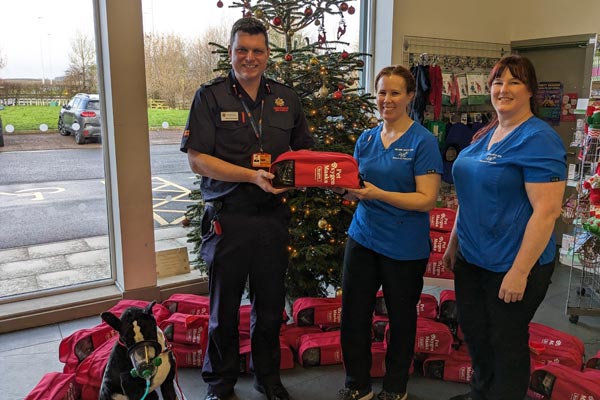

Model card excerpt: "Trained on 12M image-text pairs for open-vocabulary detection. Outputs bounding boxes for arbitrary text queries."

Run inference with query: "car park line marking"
[0,187,65,201]
[151,177,193,226]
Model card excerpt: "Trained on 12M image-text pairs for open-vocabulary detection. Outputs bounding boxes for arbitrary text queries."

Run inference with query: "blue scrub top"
[348,123,443,260]
[453,116,566,272]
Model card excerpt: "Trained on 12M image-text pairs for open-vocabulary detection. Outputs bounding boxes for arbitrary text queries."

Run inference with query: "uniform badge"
[220,111,239,121]
[273,97,289,112]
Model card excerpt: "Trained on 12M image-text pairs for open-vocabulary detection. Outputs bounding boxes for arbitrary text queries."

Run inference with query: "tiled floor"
[1,264,599,400]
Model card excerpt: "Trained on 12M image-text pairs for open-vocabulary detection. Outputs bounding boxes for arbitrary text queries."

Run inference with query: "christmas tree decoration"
[348,5,356,14]
[217,0,224,8]
[187,0,376,299]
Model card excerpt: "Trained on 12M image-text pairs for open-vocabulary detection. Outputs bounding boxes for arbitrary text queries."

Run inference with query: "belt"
[204,198,284,213]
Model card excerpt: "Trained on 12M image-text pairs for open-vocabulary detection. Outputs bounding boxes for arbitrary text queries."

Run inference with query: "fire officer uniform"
[180,70,314,397]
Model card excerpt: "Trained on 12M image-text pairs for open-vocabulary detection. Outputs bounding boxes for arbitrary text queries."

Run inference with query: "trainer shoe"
[338,388,374,400]
[377,390,408,400]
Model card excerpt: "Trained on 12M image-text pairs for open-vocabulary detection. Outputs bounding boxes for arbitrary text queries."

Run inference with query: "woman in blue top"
[443,55,566,400]
[337,65,443,400]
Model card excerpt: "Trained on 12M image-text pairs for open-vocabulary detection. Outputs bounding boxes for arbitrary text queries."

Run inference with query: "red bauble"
[244,11,252,17]
[348,5,356,14]
[273,16,282,26]
[333,90,343,100]
[338,83,345,90]
[340,2,349,11]
[341,50,349,59]
[216,0,223,7]
[357,59,365,67]
[284,54,293,62]
[304,6,313,17]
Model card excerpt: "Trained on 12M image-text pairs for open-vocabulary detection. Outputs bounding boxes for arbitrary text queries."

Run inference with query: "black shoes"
[204,394,224,400]
[377,390,407,400]
[254,381,290,400]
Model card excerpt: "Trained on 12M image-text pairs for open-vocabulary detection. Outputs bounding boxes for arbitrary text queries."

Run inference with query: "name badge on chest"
[252,152,272,169]
[221,111,239,122]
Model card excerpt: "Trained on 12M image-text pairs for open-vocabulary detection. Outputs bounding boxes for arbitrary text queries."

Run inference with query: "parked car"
[58,93,102,144]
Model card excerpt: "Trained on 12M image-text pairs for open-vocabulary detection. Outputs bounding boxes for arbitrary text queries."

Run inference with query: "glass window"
[0,0,112,300]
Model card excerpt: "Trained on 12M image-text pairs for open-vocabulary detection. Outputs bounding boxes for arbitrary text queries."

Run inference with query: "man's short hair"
[230,17,269,47]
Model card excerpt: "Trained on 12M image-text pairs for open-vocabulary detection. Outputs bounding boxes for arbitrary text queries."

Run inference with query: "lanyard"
[239,98,265,152]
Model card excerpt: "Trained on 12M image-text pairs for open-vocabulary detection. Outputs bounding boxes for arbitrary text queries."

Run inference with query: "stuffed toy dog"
[99,301,178,400]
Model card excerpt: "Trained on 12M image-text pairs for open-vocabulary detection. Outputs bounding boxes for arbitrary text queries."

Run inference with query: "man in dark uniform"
[180,17,314,400]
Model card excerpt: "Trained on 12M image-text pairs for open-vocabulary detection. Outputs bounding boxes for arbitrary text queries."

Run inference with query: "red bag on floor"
[293,297,342,327]
[25,372,81,400]
[529,363,600,399]
[105,299,171,324]
[429,208,456,232]
[370,341,387,378]
[298,330,342,366]
[75,335,118,399]
[59,323,117,373]
[529,322,585,355]
[529,341,584,371]
[238,304,289,335]
[586,350,600,369]
[375,291,438,319]
[159,312,209,347]
[430,230,451,254]
[270,150,361,189]
[424,252,454,279]
[239,338,295,373]
[387,317,452,355]
[162,293,210,315]
[438,290,457,322]
[280,323,323,352]
[171,342,204,368]
[422,347,473,383]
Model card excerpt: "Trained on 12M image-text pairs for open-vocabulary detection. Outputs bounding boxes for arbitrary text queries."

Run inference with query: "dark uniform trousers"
[341,237,428,394]
[200,195,291,395]
[453,252,554,400]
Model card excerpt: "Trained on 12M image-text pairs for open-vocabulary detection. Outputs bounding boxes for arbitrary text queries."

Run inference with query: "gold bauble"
[310,57,319,65]
[254,9,264,18]
[318,218,328,229]
[335,287,343,297]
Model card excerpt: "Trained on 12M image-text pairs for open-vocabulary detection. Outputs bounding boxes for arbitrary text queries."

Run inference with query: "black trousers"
[453,252,554,400]
[200,199,290,396]
[341,237,427,394]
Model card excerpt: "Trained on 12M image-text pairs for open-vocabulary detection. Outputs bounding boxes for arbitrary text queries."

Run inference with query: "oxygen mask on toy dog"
[128,340,163,379]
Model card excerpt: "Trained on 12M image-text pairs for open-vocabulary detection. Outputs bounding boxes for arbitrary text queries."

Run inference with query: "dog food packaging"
[159,312,209,347]
[270,150,361,189]
[59,323,117,373]
[25,372,81,400]
[298,330,342,367]
[162,293,210,315]
[293,297,342,327]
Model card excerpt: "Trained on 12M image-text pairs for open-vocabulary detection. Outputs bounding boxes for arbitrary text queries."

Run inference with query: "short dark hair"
[488,54,538,115]
[374,65,416,94]
[230,17,269,48]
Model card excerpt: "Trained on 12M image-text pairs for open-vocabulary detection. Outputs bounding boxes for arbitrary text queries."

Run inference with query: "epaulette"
[202,76,227,88]
[265,76,293,90]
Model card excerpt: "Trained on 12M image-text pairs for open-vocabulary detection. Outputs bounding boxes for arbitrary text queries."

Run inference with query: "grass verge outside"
[0,106,188,133]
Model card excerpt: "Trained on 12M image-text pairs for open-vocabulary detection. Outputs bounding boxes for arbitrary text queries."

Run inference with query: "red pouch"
[298,330,342,366]
[171,342,204,368]
[425,252,454,279]
[159,312,209,347]
[586,350,600,369]
[422,348,473,383]
[387,317,452,355]
[59,323,117,373]
[270,150,361,189]
[529,363,600,399]
[529,322,585,356]
[25,372,81,400]
[75,335,118,399]
[375,291,438,319]
[529,341,584,371]
[105,299,171,324]
[429,208,457,232]
[280,323,323,352]
[162,293,210,315]
[372,315,389,343]
[430,230,451,254]
[438,290,457,322]
[293,297,342,327]
[239,304,289,335]
[370,342,387,378]
[239,338,295,373]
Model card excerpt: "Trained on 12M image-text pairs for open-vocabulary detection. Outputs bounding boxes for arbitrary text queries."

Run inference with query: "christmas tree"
[186,0,377,299]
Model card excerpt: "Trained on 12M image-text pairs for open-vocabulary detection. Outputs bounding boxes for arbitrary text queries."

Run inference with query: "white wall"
[387,0,600,65]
